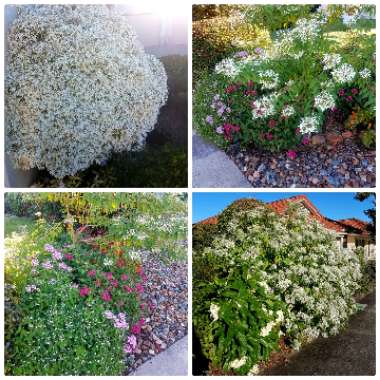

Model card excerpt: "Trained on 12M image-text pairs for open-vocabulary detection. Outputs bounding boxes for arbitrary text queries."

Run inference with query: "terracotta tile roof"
[338,218,369,234]
[197,216,218,225]
[268,195,345,232]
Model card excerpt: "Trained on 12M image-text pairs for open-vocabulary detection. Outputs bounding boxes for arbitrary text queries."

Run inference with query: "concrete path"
[192,132,251,188]
[131,336,188,376]
[263,291,376,376]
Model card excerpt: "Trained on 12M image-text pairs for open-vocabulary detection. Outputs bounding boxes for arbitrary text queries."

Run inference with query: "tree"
[355,192,376,235]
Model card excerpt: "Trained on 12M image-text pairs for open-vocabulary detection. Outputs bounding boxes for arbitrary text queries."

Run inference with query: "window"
[356,238,365,248]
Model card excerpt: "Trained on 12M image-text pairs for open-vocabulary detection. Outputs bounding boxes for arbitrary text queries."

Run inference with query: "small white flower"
[322,53,342,71]
[314,91,335,112]
[258,69,280,90]
[281,105,296,118]
[103,258,113,266]
[359,68,371,79]
[298,115,320,134]
[230,356,247,369]
[248,364,260,375]
[332,63,356,84]
[210,303,220,321]
[215,58,240,78]
[252,96,276,120]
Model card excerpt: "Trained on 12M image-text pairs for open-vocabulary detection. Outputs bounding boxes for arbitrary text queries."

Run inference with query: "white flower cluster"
[5,5,168,178]
[290,18,323,43]
[215,58,241,78]
[314,91,335,112]
[322,53,342,71]
[331,63,356,84]
[251,95,276,119]
[281,105,296,118]
[359,68,372,79]
[298,115,320,134]
[258,69,280,90]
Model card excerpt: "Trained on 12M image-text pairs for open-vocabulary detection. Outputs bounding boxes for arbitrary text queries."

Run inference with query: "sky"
[192,192,374,223]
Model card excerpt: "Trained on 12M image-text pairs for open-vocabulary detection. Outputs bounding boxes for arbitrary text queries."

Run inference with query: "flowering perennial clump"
[194,11,375,153]
[5,5,168,178]
[193,200,364,375]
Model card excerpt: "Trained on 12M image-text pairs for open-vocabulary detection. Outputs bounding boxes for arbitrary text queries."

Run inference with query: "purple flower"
[31,258,39,267]
[42,260,53,270]
[44,244,55,253]
[51,249,63,261]
[58,262,73,272]
[234,50,249,58]
[123,335,137,353]
[25,284,38,293]
[104,310,115,319]
[215,126,224,134]
[113,313,128,329]
[205,115,214,125]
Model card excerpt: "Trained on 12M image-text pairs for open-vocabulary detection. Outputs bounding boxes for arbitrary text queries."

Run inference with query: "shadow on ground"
[263,290,376,376]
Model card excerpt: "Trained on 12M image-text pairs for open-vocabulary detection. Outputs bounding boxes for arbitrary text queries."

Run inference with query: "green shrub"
[194,15,375,153]
[192,16,271,81]
[193,200,363,374]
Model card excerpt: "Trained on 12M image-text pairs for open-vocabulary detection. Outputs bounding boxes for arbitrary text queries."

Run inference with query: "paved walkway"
[192,132,251,188]
[130,336,188,376]
[263,291,376,376]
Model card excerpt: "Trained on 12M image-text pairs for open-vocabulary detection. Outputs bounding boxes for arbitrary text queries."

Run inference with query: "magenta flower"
[104,272,113,281]
[346,95,353,102]
[64,253,74,261]
[268,119,277,128]
[302,136,310,145]
[123,285,133,293]
[110,279,119,288]
[87,269,96,278]
[79,287,90,297]
[121,274,128,281]
[131,324,142,335]
[338,88,345,96]
[287,150,297,159]
[101,290,112,302]
[351,88,359,95]
[136,283,144,294]
[266,132,273,141]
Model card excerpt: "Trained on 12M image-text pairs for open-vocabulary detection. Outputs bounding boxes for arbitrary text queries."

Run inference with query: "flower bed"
[193,199,365,375]
[5,193,187,375]
[193,6,375,156]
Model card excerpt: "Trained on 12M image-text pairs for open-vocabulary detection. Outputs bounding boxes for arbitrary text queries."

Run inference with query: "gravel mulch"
[125,252,188,374]
[229,140,375,188]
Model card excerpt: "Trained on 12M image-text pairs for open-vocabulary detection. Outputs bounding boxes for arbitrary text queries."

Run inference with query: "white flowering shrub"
[194,12,375,152]
[193,199,363,374]
[6,5,168,178]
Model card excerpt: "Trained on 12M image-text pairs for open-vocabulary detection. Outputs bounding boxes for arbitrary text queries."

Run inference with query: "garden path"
[130,336,188,376]
[263,290,376,376]
[192,132,251,188]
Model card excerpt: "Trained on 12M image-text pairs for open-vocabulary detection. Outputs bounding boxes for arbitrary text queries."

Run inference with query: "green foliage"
[10,280,125,375]
[244,5,315,32]
[192,16,271,81]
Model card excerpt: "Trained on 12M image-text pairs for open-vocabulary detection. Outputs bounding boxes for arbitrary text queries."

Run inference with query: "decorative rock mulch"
[229,139,375,188]
[125,252,188,374]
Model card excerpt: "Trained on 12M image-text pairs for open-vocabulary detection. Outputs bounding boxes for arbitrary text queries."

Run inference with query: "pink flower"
[101,290,112,302]
[131,324,142,335]
[338,88,345,96]
[302,136,310,145]
[104,272,113,281]
[266,132,273,141]
[287,150,297,159]
[268,119,277,128]
[121,274,128,281]
[110,279,119,288]
[123,285,133,293]
[95,279,102,287]
[104,310,115,319]
[87,269,96,278]
[295,127,301,135]
[346,96,353,102]
[136,283,144,294]
[223,123,240,142]
[64,253,74,261]
[51,249,63,261]
[123,335,137,354]
[44,244,55,253]
[79,287,90,297]
[58,262,73,272]
[114,313,128,329]
[138,318,145,326]
[351,88,359,95]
